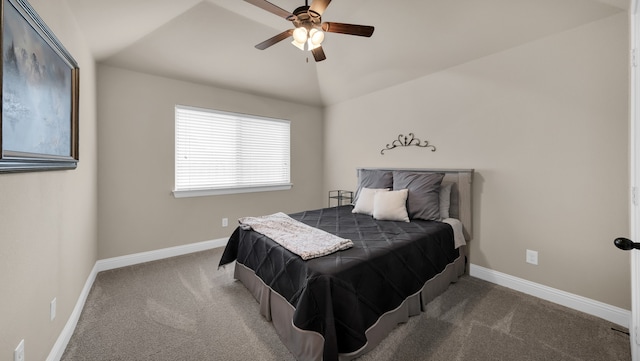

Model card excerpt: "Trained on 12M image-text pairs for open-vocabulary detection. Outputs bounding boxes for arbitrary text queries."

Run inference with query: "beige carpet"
[61,248,631,360]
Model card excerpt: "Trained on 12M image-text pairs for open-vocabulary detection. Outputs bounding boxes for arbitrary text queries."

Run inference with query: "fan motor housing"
[290,5,321,28]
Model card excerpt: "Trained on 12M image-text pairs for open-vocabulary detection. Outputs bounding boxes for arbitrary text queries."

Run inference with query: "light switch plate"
[50,298,56,321]
[526,249,538,265]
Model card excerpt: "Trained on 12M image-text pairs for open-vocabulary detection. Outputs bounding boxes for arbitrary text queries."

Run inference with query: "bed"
[219,168,473,361]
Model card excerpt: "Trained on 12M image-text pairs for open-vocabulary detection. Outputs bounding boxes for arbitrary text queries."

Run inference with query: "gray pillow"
[439,181,454,219]
[353,169,393,204]
[392,171,445,221]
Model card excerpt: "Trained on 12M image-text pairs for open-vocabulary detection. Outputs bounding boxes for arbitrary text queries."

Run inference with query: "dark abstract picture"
[0,0,79,172]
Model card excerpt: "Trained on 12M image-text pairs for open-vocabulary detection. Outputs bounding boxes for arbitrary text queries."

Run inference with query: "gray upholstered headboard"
[357,168,474,240]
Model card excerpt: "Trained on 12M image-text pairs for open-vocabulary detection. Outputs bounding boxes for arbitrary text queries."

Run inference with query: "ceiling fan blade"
[244,0,294,20]
[309,0,331,16]
[322,22,374,37]
[311,46,326,62]
[255,29,294,50]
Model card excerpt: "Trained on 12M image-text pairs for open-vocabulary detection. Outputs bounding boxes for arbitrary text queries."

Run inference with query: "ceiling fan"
[245,0,374,62]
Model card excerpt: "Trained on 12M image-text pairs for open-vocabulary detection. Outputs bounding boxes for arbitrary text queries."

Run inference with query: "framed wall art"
[0,0,79,173]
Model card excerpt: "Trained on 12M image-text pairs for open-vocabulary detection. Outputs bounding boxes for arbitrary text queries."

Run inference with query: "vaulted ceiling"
[66,0,628,107]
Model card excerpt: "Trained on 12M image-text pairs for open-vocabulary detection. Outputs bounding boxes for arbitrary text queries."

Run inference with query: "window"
[174,105,291,198]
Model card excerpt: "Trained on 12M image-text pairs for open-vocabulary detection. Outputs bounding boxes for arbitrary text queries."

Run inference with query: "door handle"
[614,237,640,251]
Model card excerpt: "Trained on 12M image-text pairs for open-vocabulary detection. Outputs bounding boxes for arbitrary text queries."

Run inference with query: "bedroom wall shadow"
[468,171,486,268]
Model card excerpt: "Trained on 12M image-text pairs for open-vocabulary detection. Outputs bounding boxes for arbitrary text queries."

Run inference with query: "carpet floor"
[61,248,631,360]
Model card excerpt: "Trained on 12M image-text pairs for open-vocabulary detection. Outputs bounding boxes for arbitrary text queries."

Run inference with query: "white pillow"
[439,182,453,219]
[373,189,410,222]
[352,187,389,215]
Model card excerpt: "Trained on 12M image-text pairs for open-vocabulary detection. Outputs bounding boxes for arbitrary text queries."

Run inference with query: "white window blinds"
[174,105,291,197]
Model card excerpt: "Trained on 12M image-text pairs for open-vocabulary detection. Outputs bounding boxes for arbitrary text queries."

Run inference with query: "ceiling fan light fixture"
[292,27,308,43]
[309,28,324,46]
[307,40,320,50]
[291,38,306,50]
[291,27,324,51]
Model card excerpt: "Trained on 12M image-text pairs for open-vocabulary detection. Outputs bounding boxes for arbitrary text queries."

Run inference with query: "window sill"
[173,183,292,198]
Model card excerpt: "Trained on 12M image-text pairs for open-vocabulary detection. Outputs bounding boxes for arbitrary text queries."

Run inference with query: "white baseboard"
[96,238,228,272]
[469,263,631,328]
[46,237,228,361]
[46,263,98,361]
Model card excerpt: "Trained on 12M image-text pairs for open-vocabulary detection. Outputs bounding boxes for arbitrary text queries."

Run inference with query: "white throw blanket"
[238,212,353,260]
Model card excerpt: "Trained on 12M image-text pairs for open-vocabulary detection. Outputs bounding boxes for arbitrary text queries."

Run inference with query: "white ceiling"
[66,0,628,106]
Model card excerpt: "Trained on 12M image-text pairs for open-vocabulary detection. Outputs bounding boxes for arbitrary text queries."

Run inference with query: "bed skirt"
[233,248,467,361]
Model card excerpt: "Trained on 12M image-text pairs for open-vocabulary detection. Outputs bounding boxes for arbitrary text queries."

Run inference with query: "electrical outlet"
[526,249,538,265]
[50,298,56,321]
[222,218,228,227]
[14,339,24,361]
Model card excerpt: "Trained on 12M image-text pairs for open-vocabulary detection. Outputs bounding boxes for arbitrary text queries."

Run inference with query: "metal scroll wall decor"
[380,133,436,155]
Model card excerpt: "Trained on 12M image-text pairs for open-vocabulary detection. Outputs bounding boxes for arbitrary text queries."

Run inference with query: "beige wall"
[97,66,324,259]
[324,14,631,309]
[0,0,98,359]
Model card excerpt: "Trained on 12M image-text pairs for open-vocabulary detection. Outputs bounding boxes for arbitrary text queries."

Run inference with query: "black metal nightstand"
[328,190,353,207]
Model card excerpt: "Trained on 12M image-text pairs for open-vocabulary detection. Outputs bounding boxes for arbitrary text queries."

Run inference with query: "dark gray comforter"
[219,205,459,361]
